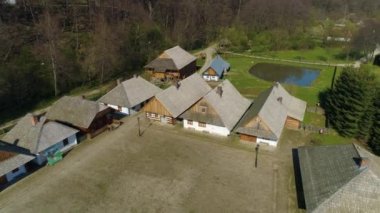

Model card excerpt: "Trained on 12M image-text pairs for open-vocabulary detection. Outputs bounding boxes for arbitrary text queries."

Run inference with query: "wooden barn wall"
[240,134,257,142]
[285,116,300,129]
[142,97,172,117]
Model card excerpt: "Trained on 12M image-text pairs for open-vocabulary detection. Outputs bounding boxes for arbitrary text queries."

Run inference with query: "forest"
[0,0,380,123]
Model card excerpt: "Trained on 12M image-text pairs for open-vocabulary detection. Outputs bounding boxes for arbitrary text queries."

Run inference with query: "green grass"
[303,111,326,127]
[254,47,352,64]
[310,132,354,146]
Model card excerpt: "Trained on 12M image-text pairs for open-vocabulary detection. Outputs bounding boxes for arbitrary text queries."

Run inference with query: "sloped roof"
[311,144,380,212]
[156,73,212,118]
[235,83,307,140]
[272,83,307,121]
[0,114,78,177]
[181,80,251,130]
[46,96,109,129]
[144,58,177,71]
[205,55,230,77]
[98,76,162,108]
[1,114,78,154]
[296,144,380,212]
[144,46,196,71]
[164,46,197,70]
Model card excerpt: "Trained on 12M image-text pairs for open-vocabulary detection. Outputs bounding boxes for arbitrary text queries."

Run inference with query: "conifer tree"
[369,89,380,155]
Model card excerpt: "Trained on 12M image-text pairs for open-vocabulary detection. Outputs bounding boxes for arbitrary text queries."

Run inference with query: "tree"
[369,88,380,155]
[325,67,377,138]
[351,19,380,61]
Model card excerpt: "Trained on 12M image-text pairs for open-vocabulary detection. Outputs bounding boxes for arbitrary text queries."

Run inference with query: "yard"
[0,114,315,212]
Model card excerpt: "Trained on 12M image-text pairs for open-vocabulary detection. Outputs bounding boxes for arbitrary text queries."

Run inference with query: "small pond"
[249,63,320,86]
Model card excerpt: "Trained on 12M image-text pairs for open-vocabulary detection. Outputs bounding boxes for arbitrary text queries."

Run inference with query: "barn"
[180,80,251,136]
[98,76,162,115]
[46,96,113,138]
[235,82,306,146]
[144,46,197,80]
[143,73,212,124]
[0,113,78,183]
[202,55,230,81]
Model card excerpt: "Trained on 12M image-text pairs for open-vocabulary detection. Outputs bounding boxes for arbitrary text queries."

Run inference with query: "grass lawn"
[254,47,353,64]
[224,53,340,105]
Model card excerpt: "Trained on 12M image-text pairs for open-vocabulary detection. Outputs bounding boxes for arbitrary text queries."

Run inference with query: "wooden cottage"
[235,83,306,146]
[202,55,230,81]
[98,76,162,115]
[144,46,197,80]
[0,114,78,183]
[46,96,113,138]
[143,73,212,124]
[180,80,251,136]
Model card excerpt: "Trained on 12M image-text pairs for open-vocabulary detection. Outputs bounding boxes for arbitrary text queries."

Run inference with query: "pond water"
[249,63,320,86]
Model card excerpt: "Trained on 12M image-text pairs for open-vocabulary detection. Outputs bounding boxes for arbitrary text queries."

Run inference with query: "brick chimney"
[217,86,223,97]
[359,157,369,170]
[31,115,39,126]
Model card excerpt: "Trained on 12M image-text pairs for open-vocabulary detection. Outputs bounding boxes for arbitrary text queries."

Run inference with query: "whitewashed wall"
[183,119,230,136]
[5,165,27,182]
[257,138,278,147]
[203,75,219,81]
[106,103,130,115]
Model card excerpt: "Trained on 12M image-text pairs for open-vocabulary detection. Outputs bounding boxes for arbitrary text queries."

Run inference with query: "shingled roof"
[98,76,162,108]
[144,46,196,71]
[295,144,380,212]
[235,83,306,140]
[204,55,230,77]
[156,73,212,118]
[0,113,78,177]
[46,96,109,129]
[181,80,251,130]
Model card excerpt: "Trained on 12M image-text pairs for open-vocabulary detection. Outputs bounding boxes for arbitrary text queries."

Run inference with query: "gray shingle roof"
[235,83,307,140]
[296,144,380,212]
[164,46,196,70]
[144,46,196,71]
[98,76,162,108]
[181,80,251,130]
[156,73,212,118]
[46,96,109,129]
[0,114,78,177]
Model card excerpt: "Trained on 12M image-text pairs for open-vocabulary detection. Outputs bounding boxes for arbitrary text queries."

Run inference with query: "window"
[187,120,193,125]
[200,106,208,113]
[198,122,206,128]
[12,168,20,173]
[63,138,69,146]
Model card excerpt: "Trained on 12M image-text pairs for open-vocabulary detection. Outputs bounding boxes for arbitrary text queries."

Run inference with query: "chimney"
[359,157,369,170]
[277,97,283,103]
[217,86,223,97]
[31,115,39,126]
[176,81,181,90]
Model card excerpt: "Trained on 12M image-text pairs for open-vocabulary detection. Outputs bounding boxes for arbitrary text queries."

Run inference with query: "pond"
[249,63,320,86]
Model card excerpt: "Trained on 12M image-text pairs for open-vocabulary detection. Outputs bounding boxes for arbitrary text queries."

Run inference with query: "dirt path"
[195,44,217,73]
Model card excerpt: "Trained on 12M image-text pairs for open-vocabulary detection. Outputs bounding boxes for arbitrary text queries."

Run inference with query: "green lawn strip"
[253,47,353,64]
[310,132,354,145]
[303,111,326,127]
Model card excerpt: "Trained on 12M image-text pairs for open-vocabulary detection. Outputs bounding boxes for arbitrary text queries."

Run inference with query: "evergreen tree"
[326,67,376,138]
[369,89,380,155]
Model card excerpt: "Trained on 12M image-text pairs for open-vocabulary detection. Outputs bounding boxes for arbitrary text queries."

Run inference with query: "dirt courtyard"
[0,114,304,212]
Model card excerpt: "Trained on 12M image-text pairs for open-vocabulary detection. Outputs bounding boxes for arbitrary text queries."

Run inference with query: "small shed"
[202,55,230,81]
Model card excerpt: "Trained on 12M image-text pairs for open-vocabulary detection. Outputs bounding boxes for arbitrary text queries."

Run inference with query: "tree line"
[0,0,379,123]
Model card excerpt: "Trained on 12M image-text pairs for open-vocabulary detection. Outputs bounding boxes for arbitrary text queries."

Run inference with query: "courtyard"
[0,114,306,212]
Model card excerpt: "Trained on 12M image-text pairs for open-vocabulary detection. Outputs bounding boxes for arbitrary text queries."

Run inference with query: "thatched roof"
[145,46,196,71]
[98,76,162,108]
[156,73,212,118]
[46,96,110,129]
[235,83,307,140]
[181,80,251,130]
[296,144,380,212]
